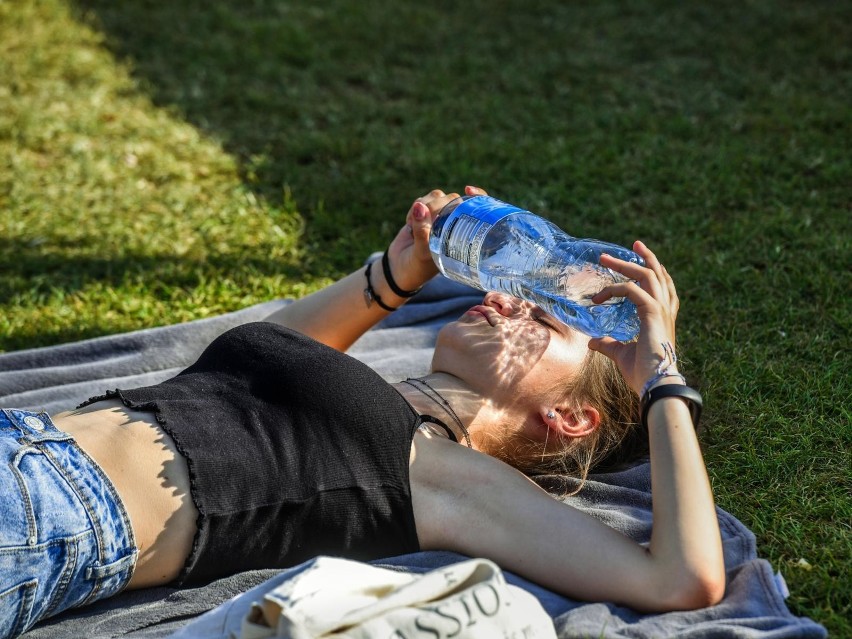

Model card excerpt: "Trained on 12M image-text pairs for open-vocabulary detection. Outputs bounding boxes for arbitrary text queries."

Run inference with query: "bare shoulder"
[409,430,542,489]
[407,432,656,606]
[408,432,550,550]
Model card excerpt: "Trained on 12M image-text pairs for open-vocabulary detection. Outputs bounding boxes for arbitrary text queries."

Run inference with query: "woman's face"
[431,292,591,412]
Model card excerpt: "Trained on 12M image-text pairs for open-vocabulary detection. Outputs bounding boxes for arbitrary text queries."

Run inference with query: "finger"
[403,201,438,261]
[633,241,664,276]
[661,264,677,298]
[414,190,444,212]
[425,193,460,219]
[599,253,664,298]
[592,280,658,311]
[417,189,455,209]
[588,336,622,360]
[599,252,650,280]
[465,185,488,196]
[418,189,445,202]
[632,241,669,303]
[411,201,431,238]
[408,192,452,222]
[661,265,680,318]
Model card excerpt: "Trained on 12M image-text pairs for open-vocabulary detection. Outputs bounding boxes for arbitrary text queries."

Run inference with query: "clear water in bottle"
[429,195,644,340]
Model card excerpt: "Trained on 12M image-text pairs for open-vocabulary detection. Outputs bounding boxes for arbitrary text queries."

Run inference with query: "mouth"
[464,305,496,326]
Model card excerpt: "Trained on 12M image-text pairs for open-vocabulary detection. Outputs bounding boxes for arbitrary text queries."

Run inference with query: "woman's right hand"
[264,186,489,352]
[587,241,681,396]
[385,186,488,293]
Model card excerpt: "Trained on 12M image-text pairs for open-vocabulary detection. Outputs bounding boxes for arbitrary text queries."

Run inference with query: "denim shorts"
[0,409,137,639]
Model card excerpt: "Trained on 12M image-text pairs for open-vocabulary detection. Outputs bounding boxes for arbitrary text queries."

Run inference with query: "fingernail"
[413,203,427,220]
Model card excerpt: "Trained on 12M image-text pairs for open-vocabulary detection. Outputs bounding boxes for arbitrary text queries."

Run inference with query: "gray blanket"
[2,274,825,638]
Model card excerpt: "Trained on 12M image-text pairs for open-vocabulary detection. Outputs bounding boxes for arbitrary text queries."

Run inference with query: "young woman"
[0,187,725,639]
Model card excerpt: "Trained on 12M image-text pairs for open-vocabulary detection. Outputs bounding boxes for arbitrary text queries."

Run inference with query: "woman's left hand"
[385,188,465,292]
[587,241,681,396]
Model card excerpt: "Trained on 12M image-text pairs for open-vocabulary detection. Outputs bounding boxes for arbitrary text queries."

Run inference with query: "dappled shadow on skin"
[434,309,552,401]
[477,320,551,390]
[56,399,198,588]
[431,310,554,457]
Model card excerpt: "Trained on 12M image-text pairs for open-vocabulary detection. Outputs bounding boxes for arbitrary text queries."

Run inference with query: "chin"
[432,322,461,360]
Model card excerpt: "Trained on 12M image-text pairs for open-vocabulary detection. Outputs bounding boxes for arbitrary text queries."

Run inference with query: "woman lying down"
[0,186,724,639]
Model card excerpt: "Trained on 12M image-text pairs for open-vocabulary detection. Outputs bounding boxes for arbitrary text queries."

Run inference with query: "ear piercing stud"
[546,411,556,420]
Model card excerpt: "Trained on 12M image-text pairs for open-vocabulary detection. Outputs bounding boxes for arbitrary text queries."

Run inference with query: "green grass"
[2,0,850,633]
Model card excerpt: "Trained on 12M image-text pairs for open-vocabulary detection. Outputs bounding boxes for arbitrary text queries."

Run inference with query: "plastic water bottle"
[429,195,644,340]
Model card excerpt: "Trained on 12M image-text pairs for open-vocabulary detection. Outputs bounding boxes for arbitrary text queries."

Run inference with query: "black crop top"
[81,322,422,585]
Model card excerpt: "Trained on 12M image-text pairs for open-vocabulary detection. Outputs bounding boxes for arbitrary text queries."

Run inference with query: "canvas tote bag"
[239,556,556,639]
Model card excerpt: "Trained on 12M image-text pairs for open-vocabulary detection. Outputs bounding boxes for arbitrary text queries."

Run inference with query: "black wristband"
[382,250,422,298]
[640,384,703,430]
[364,260,398,312]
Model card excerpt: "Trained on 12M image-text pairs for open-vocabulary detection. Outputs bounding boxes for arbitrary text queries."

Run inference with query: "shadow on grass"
[70,1,447,206]
[68,0,499,270]
[70,1,849,249]
[0,238,303,303]
[71,0,707,246]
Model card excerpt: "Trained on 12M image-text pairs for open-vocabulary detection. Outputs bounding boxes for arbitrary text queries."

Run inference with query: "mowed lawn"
[1,0,849,634]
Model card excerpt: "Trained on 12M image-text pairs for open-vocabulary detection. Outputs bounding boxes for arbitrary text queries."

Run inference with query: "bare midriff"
[53,399,198,589]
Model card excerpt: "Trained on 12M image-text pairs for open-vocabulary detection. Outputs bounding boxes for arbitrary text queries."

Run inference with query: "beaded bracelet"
[640,371,687,398]
[640,341,684,398]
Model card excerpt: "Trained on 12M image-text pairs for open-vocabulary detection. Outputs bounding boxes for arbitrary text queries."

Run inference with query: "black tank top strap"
[415,414,458,443]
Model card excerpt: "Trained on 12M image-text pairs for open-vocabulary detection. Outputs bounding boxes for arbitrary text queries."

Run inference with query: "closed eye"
[534,315,559,332]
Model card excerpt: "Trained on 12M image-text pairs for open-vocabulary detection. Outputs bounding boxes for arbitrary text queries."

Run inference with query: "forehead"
[510,301,590,373]
[543,323,589,367]
[512,319,590,406]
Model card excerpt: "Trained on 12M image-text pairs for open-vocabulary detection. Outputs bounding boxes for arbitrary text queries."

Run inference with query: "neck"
[393,373,481,448]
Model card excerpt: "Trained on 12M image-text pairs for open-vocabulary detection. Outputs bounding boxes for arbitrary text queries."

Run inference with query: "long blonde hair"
[495,350,644,493]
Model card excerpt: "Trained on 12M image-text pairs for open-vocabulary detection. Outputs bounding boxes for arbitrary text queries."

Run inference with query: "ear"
[540,403,601,439]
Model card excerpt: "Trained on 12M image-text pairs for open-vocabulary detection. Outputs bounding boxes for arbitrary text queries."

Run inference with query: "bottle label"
[444,214,490,269]
[442,197,525,275]
[454,196,525,225]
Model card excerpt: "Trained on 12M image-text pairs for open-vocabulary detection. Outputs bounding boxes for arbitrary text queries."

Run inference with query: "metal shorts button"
[24,415,45,431]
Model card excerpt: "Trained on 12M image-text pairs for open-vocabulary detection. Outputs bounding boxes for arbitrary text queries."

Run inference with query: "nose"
[483,291,522,318]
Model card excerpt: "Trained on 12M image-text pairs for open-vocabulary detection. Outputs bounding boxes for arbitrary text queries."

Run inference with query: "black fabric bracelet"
[363,260,398,312]
[640,384,703,430]
[381,250,422,298]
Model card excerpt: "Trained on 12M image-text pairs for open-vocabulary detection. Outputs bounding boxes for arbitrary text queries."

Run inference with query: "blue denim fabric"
[0,409,137,639]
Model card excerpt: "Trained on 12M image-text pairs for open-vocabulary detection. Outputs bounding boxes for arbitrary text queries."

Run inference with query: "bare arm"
[264,267,402,352]
[264,189,462,351]
[588,242,725,607]
[411,424,721,612]
[411,242,725,612]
